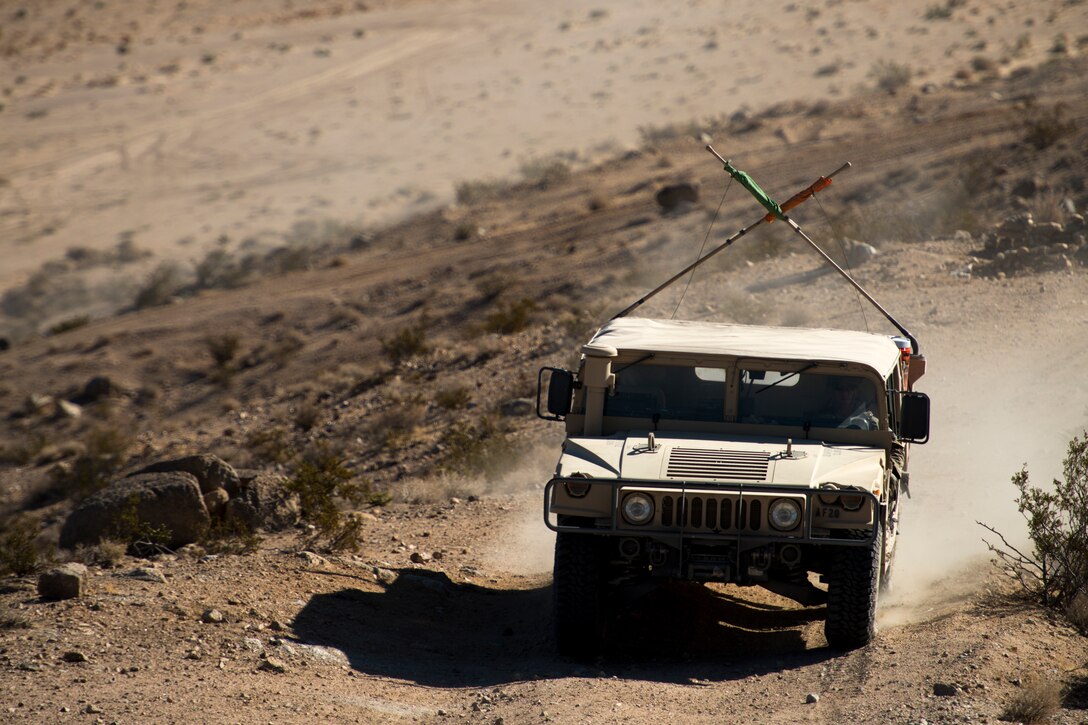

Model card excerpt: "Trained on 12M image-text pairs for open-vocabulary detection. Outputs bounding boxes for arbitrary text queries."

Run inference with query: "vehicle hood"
[556,433,885,492]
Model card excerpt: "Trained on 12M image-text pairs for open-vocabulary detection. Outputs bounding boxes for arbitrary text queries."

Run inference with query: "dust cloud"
[882,312,1088,622]
[478,443,560,577]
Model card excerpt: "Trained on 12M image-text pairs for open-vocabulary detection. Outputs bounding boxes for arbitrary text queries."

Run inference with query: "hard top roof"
[587,318,904,377]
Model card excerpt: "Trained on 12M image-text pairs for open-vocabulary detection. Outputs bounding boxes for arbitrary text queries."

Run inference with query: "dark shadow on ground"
[290,569,838,687]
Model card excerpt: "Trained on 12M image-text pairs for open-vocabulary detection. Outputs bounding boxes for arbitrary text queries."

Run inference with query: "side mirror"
[900,391,930,444]
[538,367,574,421]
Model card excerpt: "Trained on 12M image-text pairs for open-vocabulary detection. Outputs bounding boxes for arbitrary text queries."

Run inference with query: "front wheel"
[824,523,881,650]
[553,532,606,659]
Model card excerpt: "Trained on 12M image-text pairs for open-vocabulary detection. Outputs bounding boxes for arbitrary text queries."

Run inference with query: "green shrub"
[287,443,367,546]
[979,431,1088,608]
[113,494,174,556]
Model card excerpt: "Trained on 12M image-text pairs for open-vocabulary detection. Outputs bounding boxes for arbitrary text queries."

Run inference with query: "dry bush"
[1022,101,1078,150]
[439,417,519,480]
[484,298,536,334]
[134,262,185,309]
[372,401,426,448]
[869,60,912,93]
[1002,673,1063,724]
[435,385,472,410]
[47,315,90,336]
[380,322,430,365]
[244,426,293,466]
[73,539,126,568]
[520,157,571,188]
[0,432,47,466]
[453,218,479,241]
[205,333,241,368]
[54,425,132,497]
[455,178,512,206]
[1066,590,1088,634]
[292,400,322,432]
[0,612,30,630]
[0,515,46,576]
[397,472,486,505]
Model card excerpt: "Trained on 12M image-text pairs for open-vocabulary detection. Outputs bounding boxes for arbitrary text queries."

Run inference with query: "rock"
[203,488,229,518]
[297,551,328,568]
[60,472,209,550]
[224,472,300,531]
[805,693,820,704]
[655,183,699,213]
[201,609,225,624]
[374,568,398,586]
[38,563,89,600]
[410,551,432,564]
[258,657,288,673]
[83,704,102,714]
[62,651,89,663]
[933,682,959,697]
[269,619,287,632]
[131,454,239,495]
[842,238,879,266]
[74,376,123,404]
[55,400,82,419]
[126,566,166,583]
[499,398,534,417]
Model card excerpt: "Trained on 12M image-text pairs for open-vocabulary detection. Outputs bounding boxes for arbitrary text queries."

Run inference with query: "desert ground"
[2,0,1088,723]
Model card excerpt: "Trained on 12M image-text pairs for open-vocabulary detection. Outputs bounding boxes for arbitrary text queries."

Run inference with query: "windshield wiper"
[754,362,818,395]
[612,353,655,376]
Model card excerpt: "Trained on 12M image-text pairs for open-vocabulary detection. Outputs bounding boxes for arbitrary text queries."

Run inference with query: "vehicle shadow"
[289,569,838,687]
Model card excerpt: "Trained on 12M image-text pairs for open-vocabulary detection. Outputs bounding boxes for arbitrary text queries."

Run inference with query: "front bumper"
[544,476,878,547]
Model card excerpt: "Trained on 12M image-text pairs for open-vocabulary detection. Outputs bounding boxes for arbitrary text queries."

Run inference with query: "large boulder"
[225,472,300,532]
[130,454,240,496]
[60,472,210,550]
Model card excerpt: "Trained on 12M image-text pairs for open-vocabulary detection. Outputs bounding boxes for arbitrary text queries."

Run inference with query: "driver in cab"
[826,377,878,430]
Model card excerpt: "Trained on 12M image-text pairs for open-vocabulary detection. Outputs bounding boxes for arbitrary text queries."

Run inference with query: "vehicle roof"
[587,318,904,377]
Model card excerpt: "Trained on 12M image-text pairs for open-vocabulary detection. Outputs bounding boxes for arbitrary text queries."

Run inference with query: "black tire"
[825,522,881,650]
[554,532,606,659]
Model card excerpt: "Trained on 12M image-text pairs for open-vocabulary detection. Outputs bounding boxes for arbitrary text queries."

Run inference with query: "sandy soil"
[2,0,1085,292]
[2,1,1088,723]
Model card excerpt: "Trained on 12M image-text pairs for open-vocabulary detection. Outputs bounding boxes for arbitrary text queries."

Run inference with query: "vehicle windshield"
[738,370,879,430]
[604,364,725,421]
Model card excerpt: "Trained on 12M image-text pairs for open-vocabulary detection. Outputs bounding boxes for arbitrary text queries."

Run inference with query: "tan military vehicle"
[537,151,930,656]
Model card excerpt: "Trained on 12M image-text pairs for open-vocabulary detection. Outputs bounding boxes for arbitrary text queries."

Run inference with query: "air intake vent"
[666,448,770,481]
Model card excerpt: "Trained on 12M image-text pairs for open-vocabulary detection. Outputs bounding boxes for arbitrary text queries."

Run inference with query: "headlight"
[840,494,864,511]
[564,481,591,498]
[621,493,655,525]
[768,498,802,531]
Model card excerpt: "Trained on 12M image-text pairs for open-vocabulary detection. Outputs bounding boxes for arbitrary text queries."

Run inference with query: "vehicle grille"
[666,448,770,481]
[659,493,764,532]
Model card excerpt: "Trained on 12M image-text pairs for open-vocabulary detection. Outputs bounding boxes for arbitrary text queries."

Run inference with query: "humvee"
[537,152,930,655]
